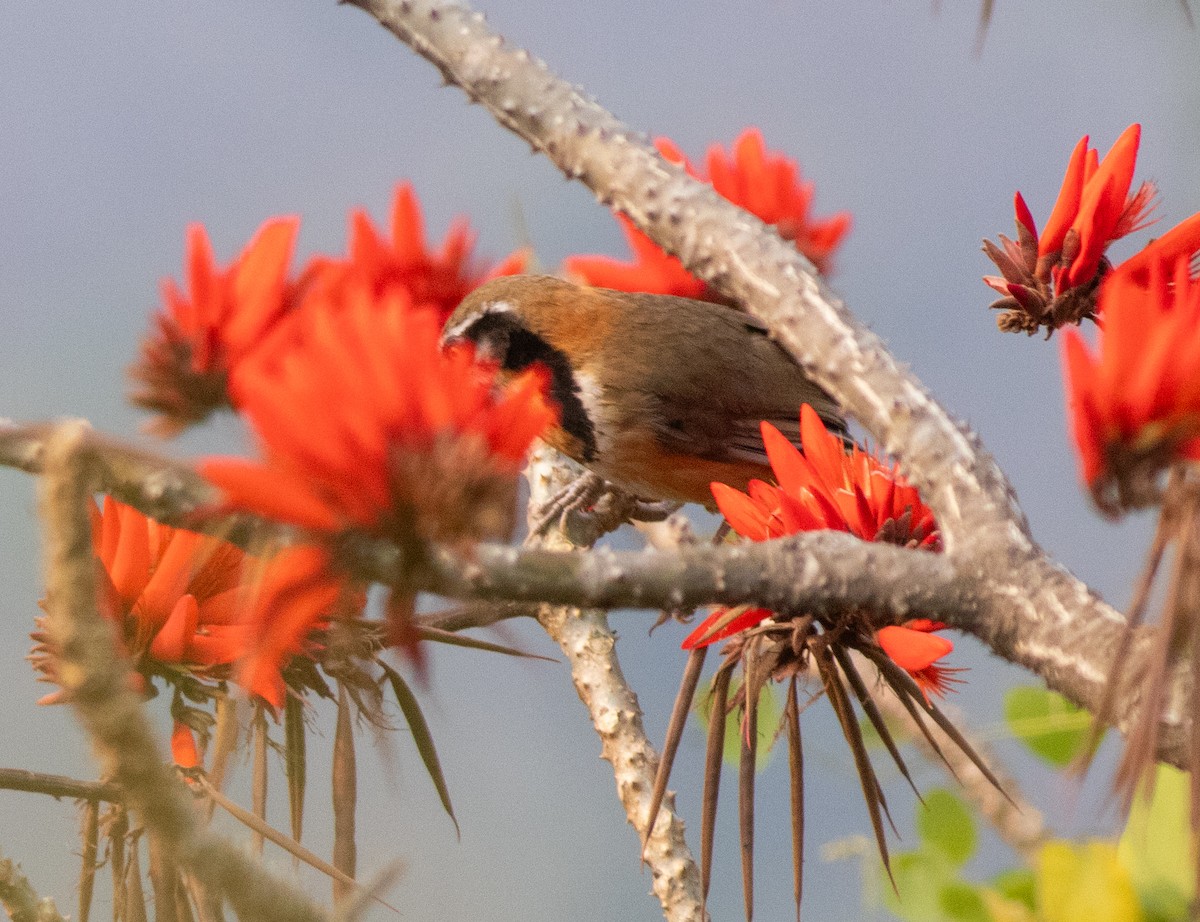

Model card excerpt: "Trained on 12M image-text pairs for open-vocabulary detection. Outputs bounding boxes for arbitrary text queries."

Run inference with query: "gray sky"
[1,2,1198,920]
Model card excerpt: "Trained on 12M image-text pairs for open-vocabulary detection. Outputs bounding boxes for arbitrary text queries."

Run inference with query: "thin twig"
[0,768,122,803]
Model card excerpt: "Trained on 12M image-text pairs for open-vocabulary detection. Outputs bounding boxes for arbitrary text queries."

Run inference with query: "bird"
[441,274,847,509]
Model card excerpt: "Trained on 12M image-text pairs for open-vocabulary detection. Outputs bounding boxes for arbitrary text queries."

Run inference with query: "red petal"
[798,404,845,494]
[681,606,773,650]
[171,721,201,769]
[200,458,341,533]
[1013,191,1038,239]
[1039,134,1091,257]
[711,482,771,540]
[877,624,953,672]
[1120,212,1200,284]
[149,595,200,663]
[761,420,809,494]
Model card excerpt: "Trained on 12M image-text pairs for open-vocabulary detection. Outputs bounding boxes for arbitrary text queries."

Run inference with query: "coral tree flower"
[200,282,557,661]
[130,217,300,434]
[566,129,851,300]
[28,497,280,764]
[130,183,526,435]
[682,404,954,695]
[983,123,1200,335]
[301,182,528,326]
[1062,249,1200,515]
[876,619,959,700]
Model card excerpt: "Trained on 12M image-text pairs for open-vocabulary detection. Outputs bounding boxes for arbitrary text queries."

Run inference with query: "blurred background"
[0,1,1196,919]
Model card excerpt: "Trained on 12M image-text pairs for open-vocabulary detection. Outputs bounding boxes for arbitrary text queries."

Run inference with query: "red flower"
[1062,248,1200,514]
[130,217,300,433]
[86,496,253,674]
[682,405,953,692]
[131,184,526,434]
[708,405,939,549]
[876,620,961,700]
[171,721,201,769]
[200,282,557,660]
[984,124,1200,335]
[566,129,851,300]
[688,131,851,273]
[29,497,283,768]
[301,182,527,325]
[1036,125,1153,288]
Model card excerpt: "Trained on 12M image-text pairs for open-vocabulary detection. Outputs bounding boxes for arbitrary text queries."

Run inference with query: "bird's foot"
[526,473,681,545]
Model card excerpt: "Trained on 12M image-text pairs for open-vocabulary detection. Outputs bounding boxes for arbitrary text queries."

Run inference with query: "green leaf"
[694,677,779,770]
[990,868,1037,910]
[916,789,976,867]
[1137,881,1192,922]
[1003,686,1092,767]
[938,881,990,922]
[1117,764,1195,904]
[883,850,948,922]
[980,887,1038,922]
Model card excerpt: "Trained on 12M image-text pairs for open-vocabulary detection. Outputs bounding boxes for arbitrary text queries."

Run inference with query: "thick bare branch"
[0,421,972,617]
[524,446,706,922]
[1,417,1177,762]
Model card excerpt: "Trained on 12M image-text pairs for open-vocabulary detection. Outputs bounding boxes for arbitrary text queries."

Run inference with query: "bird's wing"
[636,296,847,464]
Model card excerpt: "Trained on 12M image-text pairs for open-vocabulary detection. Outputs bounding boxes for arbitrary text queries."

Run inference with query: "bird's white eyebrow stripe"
[442,300,516,340]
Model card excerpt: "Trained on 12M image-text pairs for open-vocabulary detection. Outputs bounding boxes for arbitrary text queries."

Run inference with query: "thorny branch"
[522,446,706,922]
[0,421,973,619]
[339,0,1185,762]
[2,2,1192,915]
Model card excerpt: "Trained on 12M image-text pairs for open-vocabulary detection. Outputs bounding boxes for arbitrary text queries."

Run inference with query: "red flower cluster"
[28,498,321,764]
[566,129,850,301]
[1062,250,1200,514]
[200,281,557,663]
[302,184,527,323]
[984,124,1200,334]
[682,405,955,698]
[130,183,527,433]
[130,218,301,434]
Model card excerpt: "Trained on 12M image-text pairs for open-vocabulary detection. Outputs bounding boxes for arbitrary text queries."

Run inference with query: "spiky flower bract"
[648,407,991,921]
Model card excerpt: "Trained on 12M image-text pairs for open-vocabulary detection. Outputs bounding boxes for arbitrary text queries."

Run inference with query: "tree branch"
[336,0,1188,764]
[0,855,66,922]
[1,417,1178,763]
[0,768,122,803]
[521,445,706,922]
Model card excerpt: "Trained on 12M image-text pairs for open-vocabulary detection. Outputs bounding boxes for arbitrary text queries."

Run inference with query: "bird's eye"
[475,325,512,366]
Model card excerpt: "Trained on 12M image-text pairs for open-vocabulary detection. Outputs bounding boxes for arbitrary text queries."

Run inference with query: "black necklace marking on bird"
[442,302,598,463]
